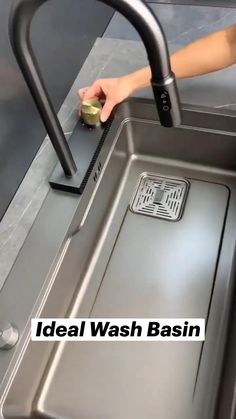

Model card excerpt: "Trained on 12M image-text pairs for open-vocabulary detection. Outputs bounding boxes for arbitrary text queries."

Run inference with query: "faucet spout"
[9,0,181,182]
[100,0,181,127]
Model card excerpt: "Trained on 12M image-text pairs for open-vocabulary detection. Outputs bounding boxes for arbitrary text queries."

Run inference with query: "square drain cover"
[130,173,189,221]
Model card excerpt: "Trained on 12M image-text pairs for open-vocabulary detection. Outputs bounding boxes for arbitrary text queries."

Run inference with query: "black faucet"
[9,0,181,181]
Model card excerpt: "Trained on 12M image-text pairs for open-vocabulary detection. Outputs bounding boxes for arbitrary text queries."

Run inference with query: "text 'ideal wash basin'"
[2,99,236,419]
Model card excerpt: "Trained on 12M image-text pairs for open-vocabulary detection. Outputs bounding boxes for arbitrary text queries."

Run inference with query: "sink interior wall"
[129,119,236,171]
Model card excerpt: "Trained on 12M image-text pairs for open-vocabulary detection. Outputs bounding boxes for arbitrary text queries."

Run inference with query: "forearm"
[128,24,236,92]
[171,25,236,78]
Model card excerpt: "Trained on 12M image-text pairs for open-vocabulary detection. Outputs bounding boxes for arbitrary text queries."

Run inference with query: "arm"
[79,24,236,121]
[130,24,236,89]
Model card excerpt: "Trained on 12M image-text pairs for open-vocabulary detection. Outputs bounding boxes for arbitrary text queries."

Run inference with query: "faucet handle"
[0,323,19,350]
[152,73,182,128]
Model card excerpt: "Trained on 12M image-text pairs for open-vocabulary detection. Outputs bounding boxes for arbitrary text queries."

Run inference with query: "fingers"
[79,81,103,101]
[78,87,89,100]
[100,99,115,122]
[79,80,115,122]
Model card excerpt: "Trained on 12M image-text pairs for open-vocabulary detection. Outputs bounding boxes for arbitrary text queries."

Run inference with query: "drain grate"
[130,173,189,221]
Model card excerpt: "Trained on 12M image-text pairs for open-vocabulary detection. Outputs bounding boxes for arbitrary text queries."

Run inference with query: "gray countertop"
[1,36,236,290]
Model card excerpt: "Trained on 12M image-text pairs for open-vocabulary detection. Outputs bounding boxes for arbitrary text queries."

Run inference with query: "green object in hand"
[81,99,102,126]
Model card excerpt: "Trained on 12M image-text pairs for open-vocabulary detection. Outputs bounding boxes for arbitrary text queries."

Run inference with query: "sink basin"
[2,99,236,419]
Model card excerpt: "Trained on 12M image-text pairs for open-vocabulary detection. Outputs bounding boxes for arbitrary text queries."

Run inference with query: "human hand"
[79,76,134,122]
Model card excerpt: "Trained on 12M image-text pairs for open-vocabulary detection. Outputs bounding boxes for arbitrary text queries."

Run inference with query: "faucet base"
[49,120,106,194]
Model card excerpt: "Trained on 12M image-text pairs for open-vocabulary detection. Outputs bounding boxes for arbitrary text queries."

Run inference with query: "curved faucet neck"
[99,0,171,80]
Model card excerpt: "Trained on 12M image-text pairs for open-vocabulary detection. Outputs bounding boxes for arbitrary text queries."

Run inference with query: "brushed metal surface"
[1,100,236,419]
[38,178,228,419]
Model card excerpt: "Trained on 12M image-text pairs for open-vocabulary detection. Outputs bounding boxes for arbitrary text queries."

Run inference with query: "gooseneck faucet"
[9,0,181,181]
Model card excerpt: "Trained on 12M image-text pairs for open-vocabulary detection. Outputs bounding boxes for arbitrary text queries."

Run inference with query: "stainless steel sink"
[1,99,236,419]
